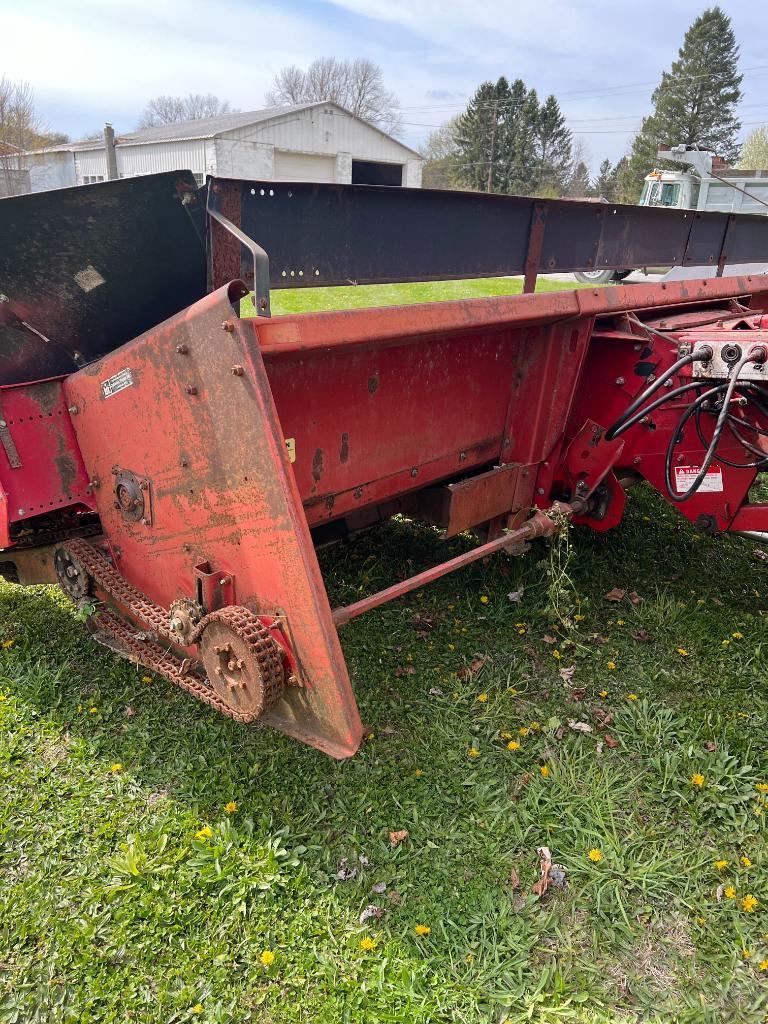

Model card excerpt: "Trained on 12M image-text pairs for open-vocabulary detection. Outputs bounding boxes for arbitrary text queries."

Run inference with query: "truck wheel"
[574,269,629,285]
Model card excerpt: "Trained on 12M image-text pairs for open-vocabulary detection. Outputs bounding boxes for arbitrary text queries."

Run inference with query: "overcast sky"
[2,0,766,168]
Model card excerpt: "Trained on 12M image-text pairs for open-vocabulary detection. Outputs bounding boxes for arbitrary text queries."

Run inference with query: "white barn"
[23,102,422,193]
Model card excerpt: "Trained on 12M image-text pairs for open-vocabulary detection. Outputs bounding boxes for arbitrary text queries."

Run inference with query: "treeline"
[422,6,746,202]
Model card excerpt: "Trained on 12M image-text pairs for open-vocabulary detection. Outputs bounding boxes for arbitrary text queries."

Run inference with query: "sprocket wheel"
[198,608,285,719]
[54,545,92,601]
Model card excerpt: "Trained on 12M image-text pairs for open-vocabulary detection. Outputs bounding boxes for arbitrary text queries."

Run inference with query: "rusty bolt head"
[227,659,238,671]
[176,344,188,355]
[140,517,150,526]
[111,465,119,474]
[259,298,268,311]
[183,543,191,553]
[185,385,198,395]
[215,666,224,676]
[222,320,235,333]
[140,480,148,490]
[89,478,100,489]
[231,365,244,376]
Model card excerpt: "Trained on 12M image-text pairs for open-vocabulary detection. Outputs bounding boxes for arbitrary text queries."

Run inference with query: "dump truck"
[1,172,767,758]
[576,146,768,284]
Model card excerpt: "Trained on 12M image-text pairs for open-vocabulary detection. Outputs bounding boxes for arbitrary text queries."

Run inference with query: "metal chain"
[67,539,284,722]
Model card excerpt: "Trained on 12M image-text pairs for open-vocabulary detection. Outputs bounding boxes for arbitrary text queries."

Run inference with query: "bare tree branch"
[136,94,236,129]
[265,58,402,135]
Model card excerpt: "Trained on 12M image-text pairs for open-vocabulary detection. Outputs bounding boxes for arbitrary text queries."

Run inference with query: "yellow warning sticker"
[285,437,296,463]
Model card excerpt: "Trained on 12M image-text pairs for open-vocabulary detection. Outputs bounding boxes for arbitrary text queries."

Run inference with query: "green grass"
[269,275,590,315]
[0,280,766,1022]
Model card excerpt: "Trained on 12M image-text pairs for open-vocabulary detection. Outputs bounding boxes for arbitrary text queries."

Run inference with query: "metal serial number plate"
[101,368,134,398]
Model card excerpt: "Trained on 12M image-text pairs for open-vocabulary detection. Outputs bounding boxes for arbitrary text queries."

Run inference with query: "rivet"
[615,376,625,386]
[140,517,149,526]
[537,487,545,495]
[185,385,198,395]
[231,365,244,376]
[68,405,78,415]
[176,344,188,354]
[410,468,418,477]
[222,320,235,333]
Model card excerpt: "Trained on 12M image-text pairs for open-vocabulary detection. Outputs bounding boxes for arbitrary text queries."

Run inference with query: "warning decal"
[674,465,724,494]
[101,368,134,399]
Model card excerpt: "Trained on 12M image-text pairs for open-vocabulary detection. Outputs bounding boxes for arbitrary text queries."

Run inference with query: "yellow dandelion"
[359,936,377,951]
[714,860,729,870]
[141,675,152,683]
[476,693,488,703]
[499,730,513,740]
[742,949,752,959]
[529,721,541,731]
[691,773,706,787]
[756,783,768,793]
[468,747,479,759]
[540,765,550,778]
[414,924,430,936]
[517,627,526,635]
[732,632,743,640]
[260,949,276,966]
[190,1005,204,1015]
[724,885,736,899]
[195,826,213,840]
[414,768,423,777]
[721,639,730,647]
[452,692,460,700]
[626,693,638,701]
[88,707,98,714]
[480,595,489,605]
[518,726,529,737]
[109,763,122,773]
[506,740,521,751]
[742,894,758,913]
[552,649,562,660]
[607,661,617,671]
[507,687,518,696]
[574,614,586,622]
[759,959,768,972]
[224,800,238,814]
[1,639,14,649]
[0,695,7,702]
[740,856,752,868]
[448,643,455,651]
[616,619,625,626]
[588,849,603,862]
[676,648,689,657]
[599,690,608,698]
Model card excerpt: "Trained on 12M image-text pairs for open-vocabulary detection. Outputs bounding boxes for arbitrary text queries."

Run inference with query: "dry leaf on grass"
[704,740,717,752]
[592,707,614,726]
[603,733,620,749]
[542,634,557,645]
[569,689,586,702]
[359,905,383,924]
[631,629,650,642]
[558,664,576,682]
[604,588,626,602]
[531,846,553,897]
[457,657,487,679]
[371,881,387,894]
[336,859,357,881]
[507,587,525,603]
[389,829,409,847]
[428,687,444,697]
[510,868,521,890]
[568,720,593,734]
[386,890,402,905]
[715,884,726,902]
[394,665,416,677]
[628,591,643,605]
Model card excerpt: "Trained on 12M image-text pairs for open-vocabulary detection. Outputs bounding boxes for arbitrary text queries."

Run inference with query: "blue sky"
[2,0,766,169]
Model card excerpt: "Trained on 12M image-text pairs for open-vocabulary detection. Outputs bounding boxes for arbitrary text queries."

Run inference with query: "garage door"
[273,151,336,183]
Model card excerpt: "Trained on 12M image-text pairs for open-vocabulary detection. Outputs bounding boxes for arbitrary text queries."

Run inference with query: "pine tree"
[623,6,742,199]
[737,126,768,169]
[532,94,573,195]
[454,78,513,193]
[567,161,591,198]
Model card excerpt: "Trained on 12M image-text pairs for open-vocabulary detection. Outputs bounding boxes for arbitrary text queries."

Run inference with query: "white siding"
[26,150,76,191]
[213,138,274,178]
[117,139,208,176]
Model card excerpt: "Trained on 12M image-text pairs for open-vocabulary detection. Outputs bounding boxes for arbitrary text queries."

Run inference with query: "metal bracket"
[206,201,271,317]
[0,407,21,469]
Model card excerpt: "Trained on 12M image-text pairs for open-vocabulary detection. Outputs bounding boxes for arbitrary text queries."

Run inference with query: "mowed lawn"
[0,279,767,1023]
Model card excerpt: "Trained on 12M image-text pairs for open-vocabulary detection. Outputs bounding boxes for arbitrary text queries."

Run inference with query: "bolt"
[663,379,673,388]
[68,405,78,415]
[214,666,223,676]
[140,481,148,490]
[66,566,77,578]
[17,508,24,515]
[183,543,191,553]
[647,373,656,383]
[111,465,119,474]
[140,517,149,526]
[180,458,188,467]
[170,617,184,633]
[459,451,467,462]
[537,487,545,496]
[219,578,227,586]
[228,660,238,671]
[633,343,642,352]
[89,477,100,489]
[615,376,625,386]
[222,320,235,333]
[231,365,244,376]
[410,468,418,478]
[633,456,642,465]
[185,385,198,395]
[176,344,188,355]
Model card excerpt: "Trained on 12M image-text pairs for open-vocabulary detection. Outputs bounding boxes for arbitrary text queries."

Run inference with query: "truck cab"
[638,169,697,211]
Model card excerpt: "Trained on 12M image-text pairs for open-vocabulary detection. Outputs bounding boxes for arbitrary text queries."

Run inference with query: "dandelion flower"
[588,849,603,862]
[414,924,430,936]
[359,936,377,951]
[1,639,14,649]
[109,763,122,773]
[540,765,550,778]
[574,614,585,622]
[476,693,488,703]
[616,619,625,626]
[552,649,562,660]
[676,648,689,657]
[468,747,479,759]
[195,826,213,841]
[627,693,638,701]
[499,730,513,740]
[756,783,768,793]
[518,726,529,737]
[742,894,758,913]
[691,773,706,787]
[724,886,736,899]
[721,639,730,647]
[599,690,609,698]
[89,707,98,714]
[732,632,743,640]
[190,1005,203,1015]
[507,687,518,696]
[529,721,541,731]
[260,949,276,965]
[714,860,729,870]
[506,741,521,751]
[517,627,526,635]
[141,675,152,683]
[740,856,752,868]
[607,661,617,671]
[480,596,489,605]
[224,800,238,814]
[448,643,455,651]
[759,959,768,972]
[414,768,423,777]
[742,949,752,959]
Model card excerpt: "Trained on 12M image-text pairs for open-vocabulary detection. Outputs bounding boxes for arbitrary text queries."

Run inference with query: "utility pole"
[486,99,498,193]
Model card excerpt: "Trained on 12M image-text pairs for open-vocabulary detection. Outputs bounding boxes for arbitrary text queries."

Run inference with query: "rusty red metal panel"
[0,379,94,547]
[64,284,363,758]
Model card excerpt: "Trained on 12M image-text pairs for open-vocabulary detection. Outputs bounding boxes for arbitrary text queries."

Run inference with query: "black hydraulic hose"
[694,406,768,469]
[605,351,704,442]
[665,352,753,502]
[607,380,706,440]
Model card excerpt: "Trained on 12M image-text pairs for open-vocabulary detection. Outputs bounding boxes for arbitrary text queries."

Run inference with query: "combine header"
[1,172,767,757]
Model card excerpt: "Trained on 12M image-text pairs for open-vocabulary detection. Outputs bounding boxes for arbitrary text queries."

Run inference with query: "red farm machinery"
[1,172,768,758]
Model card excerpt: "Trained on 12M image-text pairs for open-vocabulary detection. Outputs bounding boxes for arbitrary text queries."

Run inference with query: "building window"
[193,172,205,186]
[82,175,105,184]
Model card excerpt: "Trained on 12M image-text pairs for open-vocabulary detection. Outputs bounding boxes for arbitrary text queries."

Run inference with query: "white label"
[674,465,723,493]
[74,264,106,293]
[101,367,134,398]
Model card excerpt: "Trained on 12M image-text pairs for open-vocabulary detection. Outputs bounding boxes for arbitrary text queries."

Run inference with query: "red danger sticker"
[673,465,724,494]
